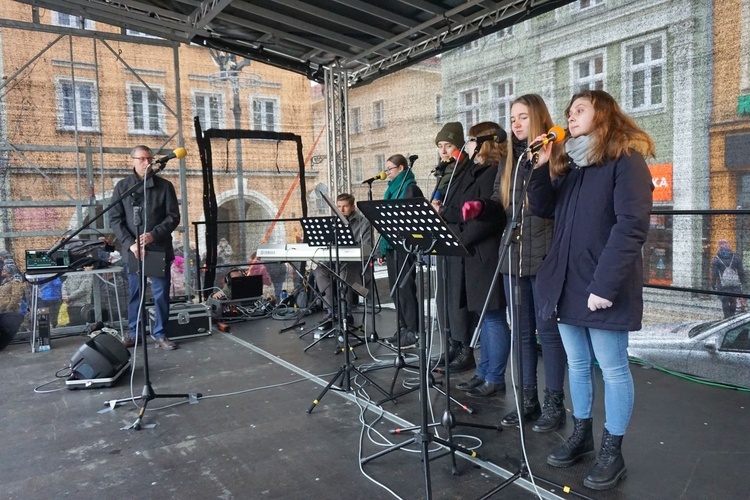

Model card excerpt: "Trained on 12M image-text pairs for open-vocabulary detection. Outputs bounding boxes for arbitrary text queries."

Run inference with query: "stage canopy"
[13,0,573,86]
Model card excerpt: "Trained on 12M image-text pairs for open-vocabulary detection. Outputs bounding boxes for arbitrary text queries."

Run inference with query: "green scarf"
[380,169,416,255]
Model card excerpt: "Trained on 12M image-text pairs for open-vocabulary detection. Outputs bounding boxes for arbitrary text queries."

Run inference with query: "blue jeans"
[557,323,634,436]
[127,266,171,341]
[503,275,567,391]
[475,308,511,385]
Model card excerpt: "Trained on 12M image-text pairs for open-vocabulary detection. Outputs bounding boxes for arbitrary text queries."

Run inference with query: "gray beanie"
[435,122,465,149]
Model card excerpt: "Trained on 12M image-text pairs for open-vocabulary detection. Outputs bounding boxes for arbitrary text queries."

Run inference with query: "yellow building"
[0,1,316,265]
[709,0,750,257]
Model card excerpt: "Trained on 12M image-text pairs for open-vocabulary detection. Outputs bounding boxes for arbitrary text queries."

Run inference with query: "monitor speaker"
[70,334,130,380]
[0,312,23,351]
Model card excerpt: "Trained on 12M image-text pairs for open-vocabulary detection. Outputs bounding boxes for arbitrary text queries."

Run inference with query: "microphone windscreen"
[378,171,387,180]
[549,126,566,143]
[494,128,508,143]
[173,147,187,159]
[432,189,443,201]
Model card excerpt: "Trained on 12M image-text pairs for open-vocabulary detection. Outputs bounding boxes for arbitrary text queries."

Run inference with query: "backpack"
[720,255,742,289]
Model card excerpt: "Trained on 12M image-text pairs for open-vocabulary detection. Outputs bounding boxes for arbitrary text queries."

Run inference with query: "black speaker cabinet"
[0,312,24,351]
[69,334,130,385]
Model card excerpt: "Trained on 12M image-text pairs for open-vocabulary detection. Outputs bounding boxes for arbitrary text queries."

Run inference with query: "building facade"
[0,1,317,269]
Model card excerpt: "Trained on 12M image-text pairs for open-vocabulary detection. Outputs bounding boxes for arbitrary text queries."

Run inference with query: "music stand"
[298,216,364,350]
[358,197,486,498]
[306,194,390,412]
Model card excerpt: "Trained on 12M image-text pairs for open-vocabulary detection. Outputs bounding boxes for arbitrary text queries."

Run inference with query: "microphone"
[526,126,566,153]
[148,147,187,172]
[361,171,387,184]
[469,129,508,145]
[408,155,419,163]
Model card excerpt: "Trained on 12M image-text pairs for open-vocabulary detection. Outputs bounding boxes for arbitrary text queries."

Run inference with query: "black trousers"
[435,257,474,346]
[385,249,419,333]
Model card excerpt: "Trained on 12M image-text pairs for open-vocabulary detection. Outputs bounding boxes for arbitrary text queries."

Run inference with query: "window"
[625,36,665,112]
[52,11,94,29]
[251,97,279,132]
[492,80,514,132]
[56,80,99,132]
[128,85,165,135]
[350,107,361,134]
[577,0,604,10]
[374,154,385,171]
[193,92,223,130]
[372,100,385,129]
[351,157,363,182]
[572,53,605,92]
[459,89,480,132]
[435,94,443,123]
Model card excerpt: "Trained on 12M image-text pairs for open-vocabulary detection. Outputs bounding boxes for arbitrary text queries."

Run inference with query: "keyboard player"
[314,193,372,325]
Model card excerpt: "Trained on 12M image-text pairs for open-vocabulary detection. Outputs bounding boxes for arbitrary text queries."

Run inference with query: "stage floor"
[1,307,748,499]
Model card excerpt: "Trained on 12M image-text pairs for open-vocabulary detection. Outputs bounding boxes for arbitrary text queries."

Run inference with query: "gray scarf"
[565,135,595,167]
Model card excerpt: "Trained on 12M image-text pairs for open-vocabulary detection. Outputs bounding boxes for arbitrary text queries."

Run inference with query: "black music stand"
[358,197,486,498]
[306,196,390,412]
[298,216,364,351]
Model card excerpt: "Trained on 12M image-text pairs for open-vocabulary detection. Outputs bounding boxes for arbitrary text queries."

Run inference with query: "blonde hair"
[501,94,557,207]
[550,90,655,177]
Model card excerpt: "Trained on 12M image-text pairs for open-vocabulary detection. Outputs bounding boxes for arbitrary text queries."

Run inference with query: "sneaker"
[152,337,178,350]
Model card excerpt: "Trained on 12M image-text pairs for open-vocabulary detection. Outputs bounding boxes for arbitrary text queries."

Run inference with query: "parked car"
[629,312,750,389]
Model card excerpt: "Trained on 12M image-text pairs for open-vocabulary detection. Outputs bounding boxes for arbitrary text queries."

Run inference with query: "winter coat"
[711,248,745,292]
[62,274,94,307]
[527,151,653,331]
[0,279,26,313]
[109,171,180,266]
[440,160,507,312]
[482,156,554,277]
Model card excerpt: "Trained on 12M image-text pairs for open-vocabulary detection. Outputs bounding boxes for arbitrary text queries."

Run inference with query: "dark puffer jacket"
[527,151,653,332]
[482,155,554,277]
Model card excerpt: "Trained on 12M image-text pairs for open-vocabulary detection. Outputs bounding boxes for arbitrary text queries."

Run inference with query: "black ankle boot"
[532,389,566,433]
[583,428,627,490]
[500,385,540,427]
[547,417,594,467]
[448,344,476,373]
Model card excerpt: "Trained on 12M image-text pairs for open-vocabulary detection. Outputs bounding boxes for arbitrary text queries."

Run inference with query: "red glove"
[462,200,484,221]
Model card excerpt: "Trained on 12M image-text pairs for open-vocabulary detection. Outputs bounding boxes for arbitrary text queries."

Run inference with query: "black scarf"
[512,139,528,163]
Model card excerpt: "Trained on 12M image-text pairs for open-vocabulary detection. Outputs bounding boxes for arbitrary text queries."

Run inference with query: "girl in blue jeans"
[526,90,654,491]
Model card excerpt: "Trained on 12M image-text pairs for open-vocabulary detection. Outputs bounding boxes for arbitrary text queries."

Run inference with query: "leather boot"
[583,428,627,490]
[435,340,460,366]
[547,417,594,468]
[500,385,541,427]
[448,343,476,373]
[532,389,566,433]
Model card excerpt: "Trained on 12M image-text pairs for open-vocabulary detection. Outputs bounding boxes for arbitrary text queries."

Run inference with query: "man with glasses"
[110,145,181,350]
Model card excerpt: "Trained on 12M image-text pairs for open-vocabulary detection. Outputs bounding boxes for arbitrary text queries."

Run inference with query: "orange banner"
[649,163,672,202]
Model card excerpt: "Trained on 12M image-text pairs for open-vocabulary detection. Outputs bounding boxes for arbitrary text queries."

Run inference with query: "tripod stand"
[359,197,490,498]
[306,196,390,412]
[102,171,199,430]
[474,153,567,497]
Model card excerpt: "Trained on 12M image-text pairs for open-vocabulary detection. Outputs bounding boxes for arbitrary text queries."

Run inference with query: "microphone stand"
[362,179,380,342]
[104,169,199,430]
[474,152,565,498]
[361,156,417,347]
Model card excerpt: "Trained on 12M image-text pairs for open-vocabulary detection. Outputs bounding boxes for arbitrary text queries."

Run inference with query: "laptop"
[229,274,263,299]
